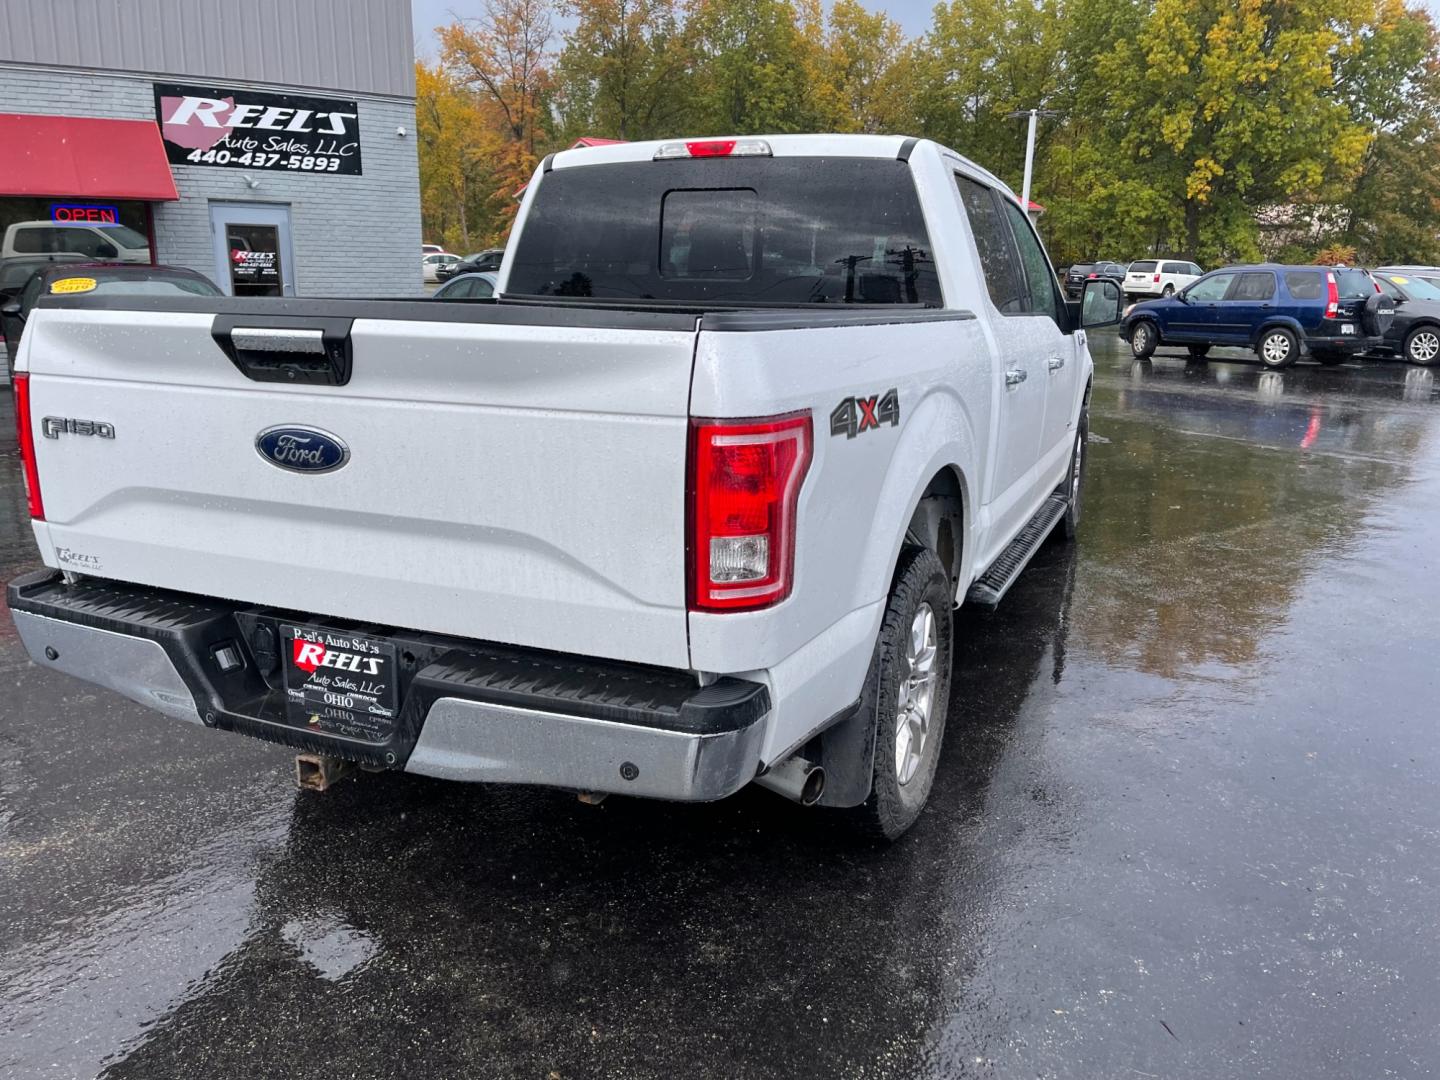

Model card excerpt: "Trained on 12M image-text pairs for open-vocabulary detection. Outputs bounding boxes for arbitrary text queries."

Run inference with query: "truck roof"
[544,134,1018,206]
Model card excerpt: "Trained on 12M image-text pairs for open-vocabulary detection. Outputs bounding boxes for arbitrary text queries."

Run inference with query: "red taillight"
[689,412,812,612]
[1087,273,1097,279]
[1153,274,1161,283]
[13,372,44,521]
[1325,272,1340,318]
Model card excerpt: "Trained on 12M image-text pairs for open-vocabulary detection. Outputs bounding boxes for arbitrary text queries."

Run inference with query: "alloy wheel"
[1410,330,1440,364]
[895,603,938,786]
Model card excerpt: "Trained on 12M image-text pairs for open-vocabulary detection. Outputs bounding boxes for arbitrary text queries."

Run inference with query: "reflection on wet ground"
[2,338,1439,1078]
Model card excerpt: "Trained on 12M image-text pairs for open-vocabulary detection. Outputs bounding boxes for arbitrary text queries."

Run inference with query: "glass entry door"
[210,203,296,297]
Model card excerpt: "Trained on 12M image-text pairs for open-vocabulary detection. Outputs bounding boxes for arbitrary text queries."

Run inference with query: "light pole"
[1005,108,1061,211]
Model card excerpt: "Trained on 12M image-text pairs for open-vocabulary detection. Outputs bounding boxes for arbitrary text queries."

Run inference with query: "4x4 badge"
[830,389,899,439]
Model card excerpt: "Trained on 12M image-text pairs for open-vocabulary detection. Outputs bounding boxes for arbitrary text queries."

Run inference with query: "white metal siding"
[0,0,414,99]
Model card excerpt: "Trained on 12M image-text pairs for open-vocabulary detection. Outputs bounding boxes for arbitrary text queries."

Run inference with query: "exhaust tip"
[754,756,825,806]
[799,766,825,806]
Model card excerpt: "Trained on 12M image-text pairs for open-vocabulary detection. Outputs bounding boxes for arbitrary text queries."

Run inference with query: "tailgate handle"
[212,315,354,386]
[230,327,326,354]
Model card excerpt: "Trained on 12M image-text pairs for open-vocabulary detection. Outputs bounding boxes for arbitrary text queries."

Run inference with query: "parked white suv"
[2,220,150,263]
[7,135,1123,839]
[422,251,460,281]
[1125,259,1203,300]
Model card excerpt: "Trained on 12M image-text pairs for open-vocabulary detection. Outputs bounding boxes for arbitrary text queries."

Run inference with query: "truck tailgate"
[20,303,699,668]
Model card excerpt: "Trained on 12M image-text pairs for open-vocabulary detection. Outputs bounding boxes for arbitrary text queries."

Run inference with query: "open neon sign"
[49,203,122,225]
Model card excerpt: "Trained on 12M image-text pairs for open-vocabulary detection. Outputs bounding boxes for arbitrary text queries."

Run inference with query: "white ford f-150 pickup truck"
[6,134,1121,839]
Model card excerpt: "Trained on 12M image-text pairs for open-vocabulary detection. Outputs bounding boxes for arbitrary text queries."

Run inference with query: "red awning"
[0,113,179,200]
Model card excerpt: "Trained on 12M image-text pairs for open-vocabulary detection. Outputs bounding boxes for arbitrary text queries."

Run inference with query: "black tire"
[1256,326,1298,369]
[1312,349,1347,366]
[849,546,954,842]
[1162,284,1175,298]
[1362,291,1396,337]
[1061,397,1089,540]
[1404,324,1440,366]
[1187,344,1210,360]
[1130,319,1158,359]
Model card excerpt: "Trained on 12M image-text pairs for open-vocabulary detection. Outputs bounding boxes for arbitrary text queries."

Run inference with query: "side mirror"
[1080,278,1123,328]
[1174,290,1190,304]
[0,298,22,319]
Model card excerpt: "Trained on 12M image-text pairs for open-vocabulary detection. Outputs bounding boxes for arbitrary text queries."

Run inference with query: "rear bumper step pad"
[7,570,769,801]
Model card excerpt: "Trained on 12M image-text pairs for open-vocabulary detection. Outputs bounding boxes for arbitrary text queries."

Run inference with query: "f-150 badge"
[831,389,899,439]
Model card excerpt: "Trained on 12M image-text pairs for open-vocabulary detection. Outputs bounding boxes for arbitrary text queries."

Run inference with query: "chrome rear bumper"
[8,570,769,802]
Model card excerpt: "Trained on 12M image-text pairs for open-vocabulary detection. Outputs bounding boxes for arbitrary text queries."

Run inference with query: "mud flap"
[814,654,878,808]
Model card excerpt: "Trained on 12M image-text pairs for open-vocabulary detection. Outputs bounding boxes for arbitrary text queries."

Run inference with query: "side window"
[1284,271,1323,300]
[1188,263,1203,276]
[473,276,495,298]
[1000,197,1062,326]
[12,228,47,254]
[954,175,1025,314]
[1233,272,1276,301]
[1162,261,1187,275]
[1186,273,1235,301]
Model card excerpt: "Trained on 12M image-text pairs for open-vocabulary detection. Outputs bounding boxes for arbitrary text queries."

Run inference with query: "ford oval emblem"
[255,425,350,474]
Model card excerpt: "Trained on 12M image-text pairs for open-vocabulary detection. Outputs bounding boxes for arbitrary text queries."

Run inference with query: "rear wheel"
[1162,283,1175,298]
[849,547,953,841]
[1405,326,1440,366]
[1130,319,1158,359]
[1257,327,1298,369]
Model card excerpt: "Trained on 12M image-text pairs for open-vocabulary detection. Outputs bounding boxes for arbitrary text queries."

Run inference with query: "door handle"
[1005,368,1027,387]
[1048,355,1066,371]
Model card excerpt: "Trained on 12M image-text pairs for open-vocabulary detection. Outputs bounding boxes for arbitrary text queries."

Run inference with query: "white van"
[2,220,150,263]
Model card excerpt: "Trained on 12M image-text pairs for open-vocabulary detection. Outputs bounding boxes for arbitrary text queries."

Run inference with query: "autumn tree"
[441,0,555,240]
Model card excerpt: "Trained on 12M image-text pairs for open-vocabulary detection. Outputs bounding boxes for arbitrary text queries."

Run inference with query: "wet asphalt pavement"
[3,336,1440,1079]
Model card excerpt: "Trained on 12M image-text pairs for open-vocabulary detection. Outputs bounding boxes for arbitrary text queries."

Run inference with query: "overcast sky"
[412,0,1440,62]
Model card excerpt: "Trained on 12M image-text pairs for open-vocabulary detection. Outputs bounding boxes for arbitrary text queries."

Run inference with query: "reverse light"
[690,413,811,612]
[1325,272,1340,318]
[654,139,773,160]
[13,372,44,521]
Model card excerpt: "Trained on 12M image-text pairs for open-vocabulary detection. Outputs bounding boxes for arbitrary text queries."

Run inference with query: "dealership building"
[0,0,421,299]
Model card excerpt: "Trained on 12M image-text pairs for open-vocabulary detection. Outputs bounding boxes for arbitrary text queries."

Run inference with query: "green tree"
[684,0,817,133]
[1094,0,1372,263]
[553,0,694,140]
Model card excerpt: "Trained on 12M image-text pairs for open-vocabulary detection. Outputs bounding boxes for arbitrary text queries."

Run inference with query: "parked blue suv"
[1120,265,1394,369]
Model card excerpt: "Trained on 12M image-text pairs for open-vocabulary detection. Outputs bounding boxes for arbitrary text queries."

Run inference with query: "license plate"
[1341,324,1356,334]
[280,624,399,742]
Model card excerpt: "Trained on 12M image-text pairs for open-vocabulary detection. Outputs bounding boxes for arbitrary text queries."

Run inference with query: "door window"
[225,224,284,297]
[11,228,48,254]
[954,175,1025,314]
[1000,197,1063,326]
[1162,262,1189,275]
[1232,272,1276,301]
[1186,273,1235,301]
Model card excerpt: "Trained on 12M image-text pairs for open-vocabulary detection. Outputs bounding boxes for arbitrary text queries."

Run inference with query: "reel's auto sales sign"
[153,83,363,175]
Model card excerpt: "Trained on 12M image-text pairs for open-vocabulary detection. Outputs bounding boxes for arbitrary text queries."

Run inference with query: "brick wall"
[0,62,423,299]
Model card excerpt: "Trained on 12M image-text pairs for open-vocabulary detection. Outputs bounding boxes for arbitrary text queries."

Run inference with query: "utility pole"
[1005,108,1061,211]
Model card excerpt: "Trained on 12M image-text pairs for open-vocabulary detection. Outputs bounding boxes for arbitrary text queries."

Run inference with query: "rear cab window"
[509,157,942,306]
